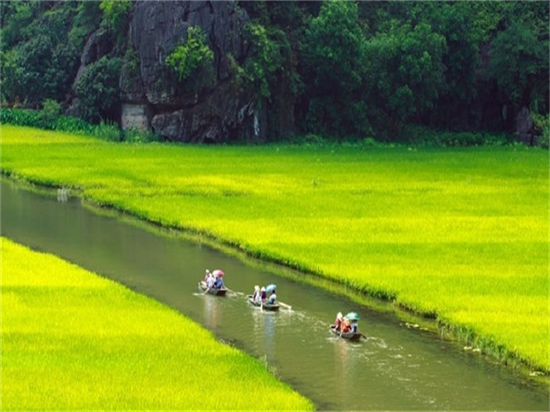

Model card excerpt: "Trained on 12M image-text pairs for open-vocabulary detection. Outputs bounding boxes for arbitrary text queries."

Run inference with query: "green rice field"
[0,237,315,411]
[1,125,549,373]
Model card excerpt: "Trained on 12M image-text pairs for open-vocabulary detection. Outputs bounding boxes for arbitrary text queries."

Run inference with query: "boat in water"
[247,294,280,311]
[329,324,365,341]
[198,281,227,296]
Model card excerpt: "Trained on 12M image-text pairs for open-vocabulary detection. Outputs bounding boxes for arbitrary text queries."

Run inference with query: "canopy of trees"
[0,1,548,143]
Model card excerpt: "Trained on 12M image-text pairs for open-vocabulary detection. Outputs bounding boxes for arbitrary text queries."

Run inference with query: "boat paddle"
[200,281,211,295]
[224,287,242,296]
[278,301,292,311]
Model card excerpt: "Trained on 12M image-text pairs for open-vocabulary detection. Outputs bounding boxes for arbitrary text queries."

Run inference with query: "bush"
[538,131,549,150]
[403,125,513,147]
[39,99,62,128]
[75,56,123,123]
[91,121,122,142]
[532,113,549,149]
[0,108,165,144]
[99,0,133,34]
[54,116,94,135]
[166,25,214,90]
[0,108,42,127]
[123,127,162,143]
[0,108,95,136]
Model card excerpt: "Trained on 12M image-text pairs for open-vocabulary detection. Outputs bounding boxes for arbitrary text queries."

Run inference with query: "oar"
[199,281,211,295]
[224,287,242,295]
[278,301,292,311]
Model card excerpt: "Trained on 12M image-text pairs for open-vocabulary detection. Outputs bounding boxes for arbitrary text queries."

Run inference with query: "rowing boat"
[198,281,227,296]
[247,295,280,311]
[329,325,364,341]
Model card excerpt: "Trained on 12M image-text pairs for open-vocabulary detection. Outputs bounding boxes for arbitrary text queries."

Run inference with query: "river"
[1,178,548,411]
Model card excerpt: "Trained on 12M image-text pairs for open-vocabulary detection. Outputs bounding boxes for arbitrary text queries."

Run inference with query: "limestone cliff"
[120,0,264,143]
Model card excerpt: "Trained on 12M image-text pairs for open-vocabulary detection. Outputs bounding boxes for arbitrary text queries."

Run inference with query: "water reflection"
[202,293,222,333]
[251,308,277,363]
[333,338,351,406]
[56,187,69,203]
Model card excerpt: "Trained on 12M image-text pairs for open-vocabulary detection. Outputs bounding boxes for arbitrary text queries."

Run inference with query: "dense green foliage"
[364,20,446,138]
[305,1,369,138]
[1,125,548,373]
[0,108,160,143]
[165,25,215,91]
[1,237,314,411]
[75,56,123,123]
[0,1,547,142]
[0,1,103,108]
[99,0,132,41]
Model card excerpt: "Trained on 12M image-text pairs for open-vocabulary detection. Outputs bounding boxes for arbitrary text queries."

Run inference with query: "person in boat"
[267,289,277,305]
[350,320,358,334]
[341,317,351,333]
[252,285,260,302]
[214,273,225,289]
[206,272,216,289]
[204,269,212,283]
[333,312,343,331]
[260,286,267,303]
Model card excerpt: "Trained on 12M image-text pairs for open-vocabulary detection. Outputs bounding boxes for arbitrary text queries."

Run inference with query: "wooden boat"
[198,281,227,296]
[329,324,364,341]
[247,295,280,311]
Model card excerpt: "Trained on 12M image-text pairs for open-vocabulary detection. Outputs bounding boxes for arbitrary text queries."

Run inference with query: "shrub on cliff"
[165,25,215,92]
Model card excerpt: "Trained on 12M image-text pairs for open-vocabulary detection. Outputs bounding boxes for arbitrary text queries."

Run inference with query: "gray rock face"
[121,103,149,131]
[125,0,263,143]
[515,106,535,146]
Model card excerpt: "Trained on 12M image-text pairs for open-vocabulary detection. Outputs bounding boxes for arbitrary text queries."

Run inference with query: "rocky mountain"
[76,0,265,143]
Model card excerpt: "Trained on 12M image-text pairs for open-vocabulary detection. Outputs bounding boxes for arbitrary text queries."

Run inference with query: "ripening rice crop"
[1,124,548,373]
[0,237,314,411]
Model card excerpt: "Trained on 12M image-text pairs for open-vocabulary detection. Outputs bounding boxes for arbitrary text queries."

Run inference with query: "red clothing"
[341,320,351,333]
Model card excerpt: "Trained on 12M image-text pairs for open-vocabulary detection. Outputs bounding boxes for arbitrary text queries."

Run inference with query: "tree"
[99,0,131,30]
[75,56,122,123]
[418,2,480,130]
[364,20,446,138]
[305,0,370,138]
[242,23,289,101]
[489,18,548,112]
[1,34,74,107]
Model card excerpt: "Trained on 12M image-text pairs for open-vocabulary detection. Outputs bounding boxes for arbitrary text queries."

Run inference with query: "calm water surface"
[1,179,548,411]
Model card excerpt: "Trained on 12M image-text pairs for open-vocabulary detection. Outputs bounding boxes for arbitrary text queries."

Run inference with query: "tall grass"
[0,237,314,411]
[1,125,548,373]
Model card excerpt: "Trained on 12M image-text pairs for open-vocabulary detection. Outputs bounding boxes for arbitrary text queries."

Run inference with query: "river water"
[1,179,548,411]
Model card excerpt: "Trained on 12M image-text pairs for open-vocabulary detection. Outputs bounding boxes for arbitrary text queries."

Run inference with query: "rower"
[267,289,277,305]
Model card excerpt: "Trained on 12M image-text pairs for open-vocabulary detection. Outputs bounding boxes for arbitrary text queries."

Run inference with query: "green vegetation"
[75,56,123,124]
[0,1,99,107]
[99,0,132,36]
[0,108,160,143]
[1,125,548,374]
[166,26,214,84]
[1,1,548,141]
[0,237,314,411]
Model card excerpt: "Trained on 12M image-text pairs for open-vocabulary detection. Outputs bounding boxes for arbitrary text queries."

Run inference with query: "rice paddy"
[0,237,315,411]
[1,125,548,374]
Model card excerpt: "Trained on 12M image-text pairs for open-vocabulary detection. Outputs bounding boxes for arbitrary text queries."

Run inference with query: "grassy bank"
[0,237,315,411]
[1,125,548,374]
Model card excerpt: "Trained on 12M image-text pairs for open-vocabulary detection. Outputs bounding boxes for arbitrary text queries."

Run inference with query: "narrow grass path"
[1,125,548,373]
[0,237,315,411]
